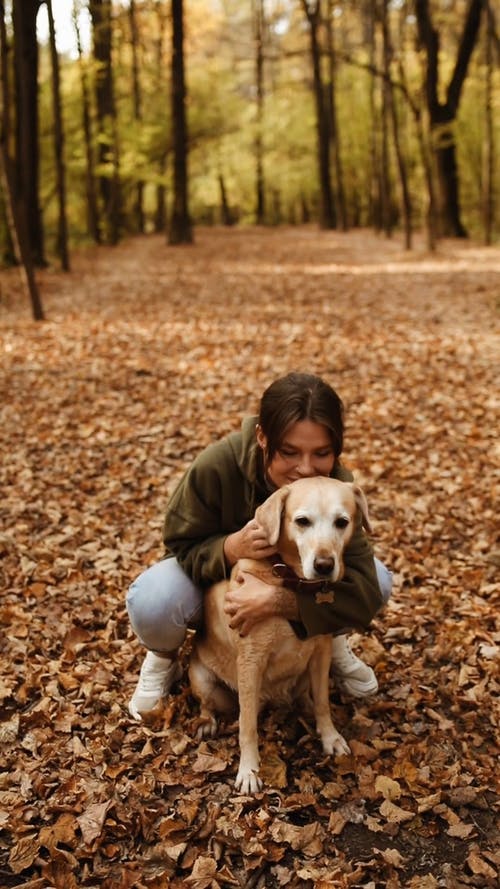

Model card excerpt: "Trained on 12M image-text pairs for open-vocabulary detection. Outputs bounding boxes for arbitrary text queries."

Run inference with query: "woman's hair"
[258,372,344,460]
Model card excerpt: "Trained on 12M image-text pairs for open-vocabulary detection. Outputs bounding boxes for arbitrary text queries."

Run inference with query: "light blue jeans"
[126,557,393,654]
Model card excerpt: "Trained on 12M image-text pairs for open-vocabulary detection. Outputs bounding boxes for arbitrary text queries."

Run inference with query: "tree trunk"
[47,0,70,270]
[168,0,193,244]
[12,0,45,266]
[154,0,168,233]
[301,0,335,229]
[415,0,486,237]
[218,173,233,226]
[0,0,14,264]
[483,0,494,245]
[253,0,265,224]
[379,0,393,237]
[382,0,412,246]
[326,0,347,230]
[0,0,43,318]
[90,0,121,245]
[73,2,101,243]
[366,0,381,231]
[129,0,145,234]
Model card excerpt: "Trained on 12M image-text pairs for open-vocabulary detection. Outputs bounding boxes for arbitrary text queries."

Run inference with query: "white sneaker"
[331,635,378,698]
[128,651,182,720]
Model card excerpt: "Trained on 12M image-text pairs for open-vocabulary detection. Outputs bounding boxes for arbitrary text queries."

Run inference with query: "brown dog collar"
[271,556,336,597]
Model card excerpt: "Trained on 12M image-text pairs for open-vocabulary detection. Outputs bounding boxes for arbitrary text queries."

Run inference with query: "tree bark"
[0,0,14,263]
[129,0,145,234]
[379,0,393,237]
[482,0,494,245]
[89,0,121,245]
[415,0,486,237]
[301,0,335,229]
[47,0,70,270]
[253,0,265,224]
[0,0,44,318]
[154,0,168,233]
[12,0,45,266]
[168,0,193,244]
[382,0,412,246]
[326,0,347,230]
[73,2,101,243]
[366,0,381,231]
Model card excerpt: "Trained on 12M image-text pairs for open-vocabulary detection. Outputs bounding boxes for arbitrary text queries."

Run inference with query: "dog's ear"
[254,486,290,546]
[350,484,372,533]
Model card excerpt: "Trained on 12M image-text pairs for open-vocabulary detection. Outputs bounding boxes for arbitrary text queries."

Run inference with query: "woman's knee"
[375,558,393,604]
[126,558,203,653]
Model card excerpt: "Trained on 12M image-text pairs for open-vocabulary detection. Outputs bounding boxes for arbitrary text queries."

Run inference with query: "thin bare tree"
[73,1,101,243]
[168,0,193,244]
[47,0,70,270]
[0,1,44,318]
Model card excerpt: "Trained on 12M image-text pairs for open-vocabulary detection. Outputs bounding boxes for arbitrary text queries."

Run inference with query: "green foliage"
[34,0,498,251]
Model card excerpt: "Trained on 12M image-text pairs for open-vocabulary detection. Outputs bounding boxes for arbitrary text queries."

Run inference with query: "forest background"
[0,0,499,318]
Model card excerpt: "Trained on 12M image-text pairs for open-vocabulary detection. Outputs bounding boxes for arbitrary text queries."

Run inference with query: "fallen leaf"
[379,799,415,823]
[376,847,406,867]
[467,849,498,878]
[375,775,402,801]
[77,800,114,845]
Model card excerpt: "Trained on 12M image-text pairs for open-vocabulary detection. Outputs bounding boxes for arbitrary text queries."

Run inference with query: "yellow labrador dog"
[189,476,371,793]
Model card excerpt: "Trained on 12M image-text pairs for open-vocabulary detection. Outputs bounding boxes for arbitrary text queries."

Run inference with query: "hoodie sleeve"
[292,510,384,637]
[162,439,247,587]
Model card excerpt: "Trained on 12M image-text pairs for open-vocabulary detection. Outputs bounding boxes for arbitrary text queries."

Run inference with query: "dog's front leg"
[309,639,350,757]
[235,651,264,793]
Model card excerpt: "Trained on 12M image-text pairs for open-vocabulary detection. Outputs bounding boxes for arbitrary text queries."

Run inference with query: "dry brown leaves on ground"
[0,227,499,888]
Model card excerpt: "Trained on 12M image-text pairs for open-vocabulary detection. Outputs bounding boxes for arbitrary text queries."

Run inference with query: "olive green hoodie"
[163,417,383,638]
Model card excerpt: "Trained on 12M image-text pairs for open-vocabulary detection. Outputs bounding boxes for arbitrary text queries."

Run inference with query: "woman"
[127,372,392,719]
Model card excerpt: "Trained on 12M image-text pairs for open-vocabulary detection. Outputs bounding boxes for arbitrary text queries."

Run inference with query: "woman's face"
[257,419,336,489]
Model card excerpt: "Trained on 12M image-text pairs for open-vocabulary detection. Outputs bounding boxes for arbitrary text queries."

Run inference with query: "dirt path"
[1,228,499,887]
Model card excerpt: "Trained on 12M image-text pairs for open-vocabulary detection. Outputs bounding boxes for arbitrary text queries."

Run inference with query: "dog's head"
[255,477,371,584]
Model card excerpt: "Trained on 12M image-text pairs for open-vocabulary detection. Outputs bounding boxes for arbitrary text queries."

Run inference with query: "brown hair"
[258,372,344,460]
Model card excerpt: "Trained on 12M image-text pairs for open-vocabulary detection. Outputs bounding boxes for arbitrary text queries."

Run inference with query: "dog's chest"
[264,633,318,683]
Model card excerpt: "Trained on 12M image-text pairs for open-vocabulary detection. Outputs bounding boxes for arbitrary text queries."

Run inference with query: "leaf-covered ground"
[1,227,499,888]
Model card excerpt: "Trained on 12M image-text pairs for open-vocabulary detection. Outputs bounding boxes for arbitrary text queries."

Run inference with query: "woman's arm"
[224,570,299,635]
[163,437,273,586]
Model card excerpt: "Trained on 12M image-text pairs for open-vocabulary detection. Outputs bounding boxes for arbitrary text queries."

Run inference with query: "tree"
[415,0,486,237]
[89,0,121,245]
[381,0,412,247]
[482,0,495,245]
[326,0,347,230]
[301,0,335,229]
[252,0,265,224]
[168,0,192,245]
[129,0,145,234]
[0,0,44,318]
[153,0,169,234]
[47,0,70,270]
[12,0,45,266]
[73,0,101,244]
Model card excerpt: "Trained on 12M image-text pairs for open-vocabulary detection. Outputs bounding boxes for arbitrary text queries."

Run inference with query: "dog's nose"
[314,556,335,576]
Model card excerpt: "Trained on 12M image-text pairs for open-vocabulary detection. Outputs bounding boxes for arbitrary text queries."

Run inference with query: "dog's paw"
[322,729,350,758]
[235,767,263,794]
[195,715,218,740]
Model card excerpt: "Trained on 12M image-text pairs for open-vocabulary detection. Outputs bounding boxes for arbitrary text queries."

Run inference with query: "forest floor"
[0,226,499,889]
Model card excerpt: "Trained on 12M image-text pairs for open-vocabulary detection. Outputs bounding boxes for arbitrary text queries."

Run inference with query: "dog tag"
[315,590,335,605]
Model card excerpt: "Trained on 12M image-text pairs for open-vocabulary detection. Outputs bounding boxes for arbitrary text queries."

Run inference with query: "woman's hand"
[223,519,276,566]
[224,571,299,636]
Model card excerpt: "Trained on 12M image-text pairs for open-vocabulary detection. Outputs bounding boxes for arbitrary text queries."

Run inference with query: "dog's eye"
[334,517,350,529]
[295,516,312,527]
